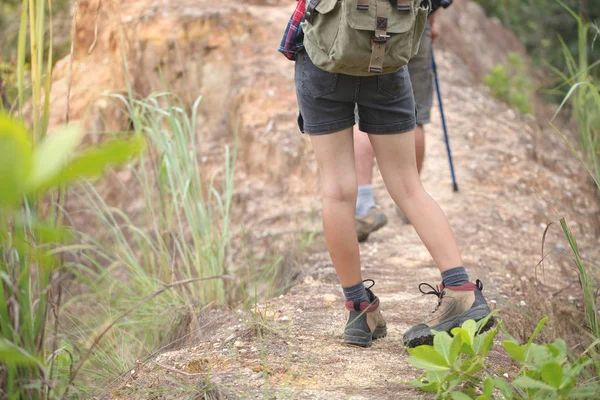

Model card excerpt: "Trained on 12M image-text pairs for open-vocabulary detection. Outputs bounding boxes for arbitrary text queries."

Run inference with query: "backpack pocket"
[302,0,343,58]
[411,3,429,56]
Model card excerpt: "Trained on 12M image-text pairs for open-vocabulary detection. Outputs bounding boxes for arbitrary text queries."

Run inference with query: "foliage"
[474,0,600,82]
[0,112,144,398]
[59,92,237,395]
[484,53,533,114]
[407,316,600,399]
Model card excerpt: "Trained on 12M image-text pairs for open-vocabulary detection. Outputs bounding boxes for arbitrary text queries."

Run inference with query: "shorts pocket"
[300,52,339,99]
[377,67,407,100]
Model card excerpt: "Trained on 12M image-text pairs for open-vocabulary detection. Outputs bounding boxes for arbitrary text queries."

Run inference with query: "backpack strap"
[305,0,321,25]
[368,1,390,73]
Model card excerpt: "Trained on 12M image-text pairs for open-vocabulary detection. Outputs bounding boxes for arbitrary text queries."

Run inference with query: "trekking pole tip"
[453,183,459,192]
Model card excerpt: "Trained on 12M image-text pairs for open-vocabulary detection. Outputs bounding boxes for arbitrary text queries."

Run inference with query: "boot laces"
[419,283,445,314]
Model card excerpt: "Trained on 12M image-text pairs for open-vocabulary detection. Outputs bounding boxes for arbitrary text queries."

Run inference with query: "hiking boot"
[344,279,387,347]
[403,280,494,348]
[355,207,388,242]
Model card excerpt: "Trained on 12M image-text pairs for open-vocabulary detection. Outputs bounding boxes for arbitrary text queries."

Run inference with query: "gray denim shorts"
[294,51,416,135]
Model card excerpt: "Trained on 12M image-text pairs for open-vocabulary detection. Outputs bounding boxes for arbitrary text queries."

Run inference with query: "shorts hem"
[303,116,356,135]
[359,117,417,135]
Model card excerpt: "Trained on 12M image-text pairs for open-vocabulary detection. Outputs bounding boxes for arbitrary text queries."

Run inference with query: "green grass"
[58,91,237,394]
[484,52,534,114]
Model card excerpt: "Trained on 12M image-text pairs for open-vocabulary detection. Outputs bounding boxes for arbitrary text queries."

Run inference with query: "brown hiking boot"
[344,280,387,347]
[403,280,494,348]
[355,207,388,242]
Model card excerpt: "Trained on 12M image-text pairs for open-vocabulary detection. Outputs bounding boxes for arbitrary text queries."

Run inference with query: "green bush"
[407,316,600,399]
[484,53,533,114]
[0,112,143,398]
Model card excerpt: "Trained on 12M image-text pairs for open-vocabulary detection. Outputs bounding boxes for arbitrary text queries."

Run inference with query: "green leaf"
[481,377,494,399]
[462,319,477,340]
[408,345,450,371]
[541,361,563,388]
[530,344,552,367]
[449,333,463,362]
[513,376,556,391]
[26,123,83,192]
[493,377,514,399]
[0,339,40,366]
[434,331,455,365]
[451,392,472,400]
[452,327,475,355]
[40,137,145,191]
[503,341,525,362]
[0,113,32,206]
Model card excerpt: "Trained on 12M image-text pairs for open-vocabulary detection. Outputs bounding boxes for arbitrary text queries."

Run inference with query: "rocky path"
[104,2,600,399]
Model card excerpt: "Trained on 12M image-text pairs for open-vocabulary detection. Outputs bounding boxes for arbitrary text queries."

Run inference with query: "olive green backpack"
[302,0,429,76]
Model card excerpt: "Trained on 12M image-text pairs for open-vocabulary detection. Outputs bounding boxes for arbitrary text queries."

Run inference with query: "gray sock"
[342,281,370,304]
[441,266,469,287]
[356,185,375,217]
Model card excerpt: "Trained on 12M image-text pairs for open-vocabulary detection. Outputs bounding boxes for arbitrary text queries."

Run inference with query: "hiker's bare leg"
[310,128,361,286]
[354,125,374,186]
[415,124,425,175]
[368,130,462,273]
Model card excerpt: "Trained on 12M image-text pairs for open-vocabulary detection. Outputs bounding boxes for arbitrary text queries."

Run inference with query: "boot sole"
[344,325,387,348]
[404,305,494,348]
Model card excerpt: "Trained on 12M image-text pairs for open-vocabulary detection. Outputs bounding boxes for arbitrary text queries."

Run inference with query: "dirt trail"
[105,2,600,399]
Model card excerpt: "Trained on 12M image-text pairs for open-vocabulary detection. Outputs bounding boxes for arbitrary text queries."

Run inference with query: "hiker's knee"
[321,179,357,204]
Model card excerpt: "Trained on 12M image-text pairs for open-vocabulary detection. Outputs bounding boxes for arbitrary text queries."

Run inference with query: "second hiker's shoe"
[344,280,387,347]
[403,279,494,348]
[355,207,388,242]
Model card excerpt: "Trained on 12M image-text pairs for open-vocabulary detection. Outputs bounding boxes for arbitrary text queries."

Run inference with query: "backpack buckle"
[372,34,390,43]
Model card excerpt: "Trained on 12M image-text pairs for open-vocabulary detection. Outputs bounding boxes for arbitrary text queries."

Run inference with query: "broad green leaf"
[479,328,497,356]
[26,123,83,191]
[452,327,475,354]
[408,356,451,372]
[462,319,477,340]
[503,341,525,362]
[513,376,556,391]
[541,362,563,388]
[0,339,40,366]
[40,137,145,191]
[408,345,449,369]
[434,331,455,365]
[0,113,32,205]
[549,339,567,359]
[449,333,463,362]
[530,344,552,367]
[450,392,472,400]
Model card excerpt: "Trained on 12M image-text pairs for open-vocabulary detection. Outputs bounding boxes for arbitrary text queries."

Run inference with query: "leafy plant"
[0,112,143,398]
[407,316,600,399]
[484,53,533,114]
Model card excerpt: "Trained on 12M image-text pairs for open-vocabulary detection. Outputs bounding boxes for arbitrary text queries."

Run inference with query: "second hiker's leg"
[354,126,388,241]
[415,124,426,174]
[368,131,462,272]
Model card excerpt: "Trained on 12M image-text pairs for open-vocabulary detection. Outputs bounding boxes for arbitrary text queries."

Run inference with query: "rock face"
[49,0,525,197]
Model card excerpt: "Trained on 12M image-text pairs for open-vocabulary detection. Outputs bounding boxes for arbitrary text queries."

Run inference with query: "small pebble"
[519,300,527,307]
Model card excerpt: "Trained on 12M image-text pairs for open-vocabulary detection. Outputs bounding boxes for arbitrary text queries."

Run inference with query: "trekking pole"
[431,49,459,192]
